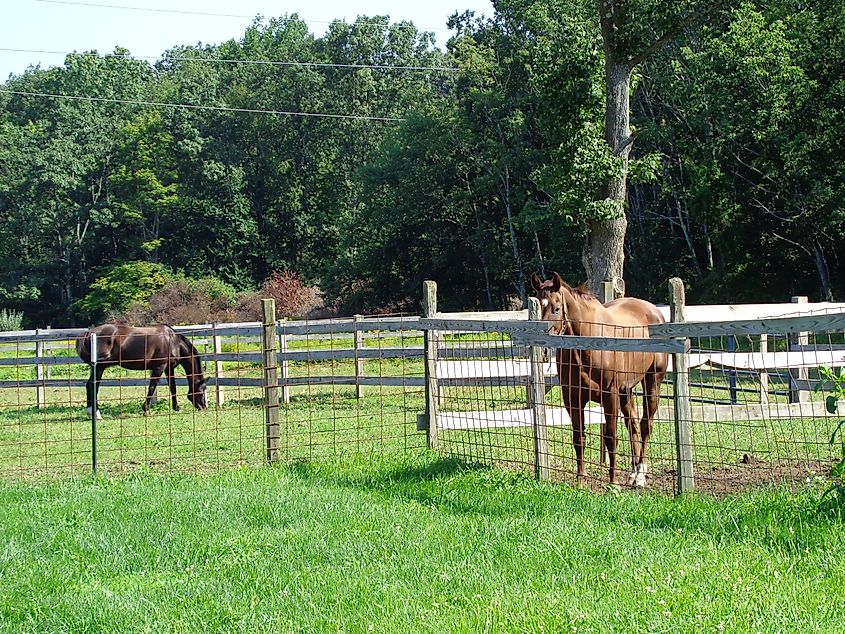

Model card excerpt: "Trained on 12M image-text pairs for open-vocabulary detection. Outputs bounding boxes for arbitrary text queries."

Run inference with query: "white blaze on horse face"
[541,298,549,308]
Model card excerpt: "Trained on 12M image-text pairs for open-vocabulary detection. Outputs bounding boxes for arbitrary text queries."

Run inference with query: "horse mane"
[163,325,204,379]
[570,282,599,303]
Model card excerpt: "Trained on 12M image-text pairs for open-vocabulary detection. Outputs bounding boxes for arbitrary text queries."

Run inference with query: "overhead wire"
[0,47,459,73]
[0,88,406,122]
[8,1,475,121]
[32,0,459,33]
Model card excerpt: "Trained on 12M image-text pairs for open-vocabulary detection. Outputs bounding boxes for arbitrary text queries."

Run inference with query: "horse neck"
[178,342,203,381]
[564,290,606,336]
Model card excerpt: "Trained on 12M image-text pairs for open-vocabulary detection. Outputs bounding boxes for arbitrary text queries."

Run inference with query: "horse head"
[188,376,209,411]
[176,332,209,410]
[531,271,571,335]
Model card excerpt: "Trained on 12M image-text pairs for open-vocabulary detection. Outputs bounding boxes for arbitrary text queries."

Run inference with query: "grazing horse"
[531,272,668,487]
[76,324,209,418]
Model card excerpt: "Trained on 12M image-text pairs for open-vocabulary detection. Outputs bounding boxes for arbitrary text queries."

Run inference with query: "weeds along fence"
[2,283,845,494]
[0,300,427,479]
[422,280,845,495]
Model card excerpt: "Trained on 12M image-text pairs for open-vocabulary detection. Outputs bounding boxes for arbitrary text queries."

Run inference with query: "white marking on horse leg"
[627,470,638,486]
[86,407,103,420]
[634,462,647,488]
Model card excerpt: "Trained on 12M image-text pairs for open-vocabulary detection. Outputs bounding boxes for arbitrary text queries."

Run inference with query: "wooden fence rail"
[2,285,845,493]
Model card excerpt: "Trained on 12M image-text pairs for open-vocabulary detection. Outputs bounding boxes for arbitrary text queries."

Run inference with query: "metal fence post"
[35,328,47,409]
[262,300,280,463]
[669,278,694,494]
[90,332,98,474]
[354,314,364,399]
[598,281,618,465]
[212,322,225,407]
[528,297,550,481]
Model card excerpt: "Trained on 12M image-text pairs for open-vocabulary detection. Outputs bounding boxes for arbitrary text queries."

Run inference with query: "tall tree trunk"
[813,239,833,301]
[585,54,632,292]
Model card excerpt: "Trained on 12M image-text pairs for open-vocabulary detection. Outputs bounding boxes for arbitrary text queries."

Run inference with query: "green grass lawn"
[0,451,843,633]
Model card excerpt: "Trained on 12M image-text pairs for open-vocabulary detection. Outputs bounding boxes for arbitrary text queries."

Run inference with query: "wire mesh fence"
[2,290,844,496]
[0,313,426,480]
[428,304,845,495]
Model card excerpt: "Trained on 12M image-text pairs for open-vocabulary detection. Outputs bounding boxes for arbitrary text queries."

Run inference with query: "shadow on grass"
[277,451,845,554]
[281,452,552,518]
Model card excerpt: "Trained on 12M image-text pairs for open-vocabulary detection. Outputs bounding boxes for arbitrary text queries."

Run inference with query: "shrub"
[259,271,323,318]
[0,308,24,332]
[188,276,239,305]
[74,261,171,322]
[118,279,215,326]
[816,366,845,510]
[112,271,323,325]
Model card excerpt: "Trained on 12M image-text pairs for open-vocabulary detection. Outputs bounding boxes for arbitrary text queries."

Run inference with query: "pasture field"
[1,451,844,633]
[0,351,839,493]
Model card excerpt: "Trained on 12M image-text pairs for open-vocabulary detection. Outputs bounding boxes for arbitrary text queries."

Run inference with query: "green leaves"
[73,261,172,322]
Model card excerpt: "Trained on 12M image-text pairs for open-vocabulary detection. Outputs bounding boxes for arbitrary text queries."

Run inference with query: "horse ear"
[530,273,543,293]
[551,271,565,292]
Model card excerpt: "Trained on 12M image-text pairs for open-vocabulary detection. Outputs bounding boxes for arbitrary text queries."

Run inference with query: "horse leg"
[620,388,641,487]
[86,365,105,420]
[167,364,179,411]
[637,369,665,488]
[602,391,620,485]
[144,366,164,416]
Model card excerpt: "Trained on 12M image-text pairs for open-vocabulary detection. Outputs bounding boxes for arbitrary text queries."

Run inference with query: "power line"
[35,0,254,19]
[32,0,457,33]
[0,88,405,122]
[0,47,459,73]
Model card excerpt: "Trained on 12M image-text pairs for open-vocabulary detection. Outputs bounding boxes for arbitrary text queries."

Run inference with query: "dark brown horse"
[531,272,668,488]
[76,324,209,418]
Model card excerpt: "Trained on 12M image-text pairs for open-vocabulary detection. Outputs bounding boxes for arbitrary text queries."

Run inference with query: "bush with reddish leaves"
[113,271,324,325]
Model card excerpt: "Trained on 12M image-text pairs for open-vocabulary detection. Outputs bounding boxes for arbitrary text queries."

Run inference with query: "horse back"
[561,296,668,395]
[76,324,180,368]
[603,297,665,330]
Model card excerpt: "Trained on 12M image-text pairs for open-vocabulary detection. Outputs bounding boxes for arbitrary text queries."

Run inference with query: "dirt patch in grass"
[493,455,834,496]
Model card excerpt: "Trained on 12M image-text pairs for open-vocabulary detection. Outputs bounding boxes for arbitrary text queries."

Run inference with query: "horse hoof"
[634,464,648,488]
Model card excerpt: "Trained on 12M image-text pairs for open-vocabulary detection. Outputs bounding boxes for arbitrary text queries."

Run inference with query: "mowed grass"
[1,451,844,633]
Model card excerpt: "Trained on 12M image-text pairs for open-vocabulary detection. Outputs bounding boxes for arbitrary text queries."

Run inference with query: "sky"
[1,0,495,80]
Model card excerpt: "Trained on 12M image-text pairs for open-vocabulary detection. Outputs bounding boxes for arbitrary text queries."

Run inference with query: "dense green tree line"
[1,2,843,326]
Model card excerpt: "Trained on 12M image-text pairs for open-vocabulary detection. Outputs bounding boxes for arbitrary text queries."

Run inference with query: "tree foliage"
[0,4,843,326]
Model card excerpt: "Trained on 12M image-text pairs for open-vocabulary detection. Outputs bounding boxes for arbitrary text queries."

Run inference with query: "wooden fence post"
[423,281,440,450]
[278,318,290,405]
[788,295,809,403]
[212,322,225,407]
[528,297,550,481]
[35,328,47,409]
[354,314,364,399]
[261,299,280,463]
[669,278,694,494]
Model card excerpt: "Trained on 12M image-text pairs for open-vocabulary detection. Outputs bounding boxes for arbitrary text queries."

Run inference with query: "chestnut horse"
[76,324,209,418]
[531,272,667,487]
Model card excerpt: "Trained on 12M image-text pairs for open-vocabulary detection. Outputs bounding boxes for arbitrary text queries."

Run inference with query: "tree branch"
[627,1,732,69]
